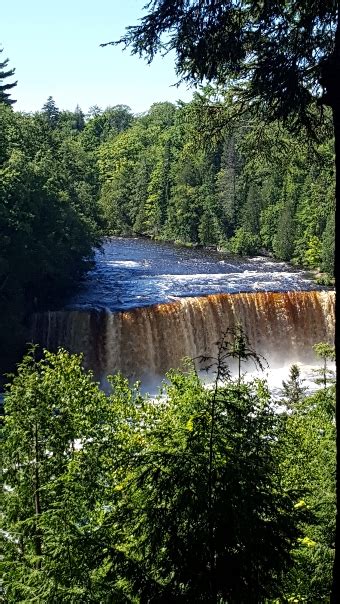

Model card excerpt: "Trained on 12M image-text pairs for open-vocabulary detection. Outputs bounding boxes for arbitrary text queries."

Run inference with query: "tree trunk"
[34,421,42,567]
[326,10,340,601]
[330,99,339,604]
[330,12,340,603]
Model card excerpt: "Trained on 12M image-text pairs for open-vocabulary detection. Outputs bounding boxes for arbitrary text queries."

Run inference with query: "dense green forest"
[0,95,335,374]
[97,96,334,275]
[1,343,336,602]
[1,1,338,600]
[0,44,336,603]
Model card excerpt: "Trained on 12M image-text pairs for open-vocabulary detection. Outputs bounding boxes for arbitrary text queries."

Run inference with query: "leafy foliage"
[279,386,336,601]
[2,346,335,602]
[0,102,101,375]
[1,348,144,602]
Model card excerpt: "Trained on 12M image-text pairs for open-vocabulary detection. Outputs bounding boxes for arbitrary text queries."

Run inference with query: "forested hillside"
[97,97,335,275]
[0,95,335,374]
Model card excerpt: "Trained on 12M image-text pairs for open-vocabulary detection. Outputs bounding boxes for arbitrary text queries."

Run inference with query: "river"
[65,237,319,310]
[31,237,335,392]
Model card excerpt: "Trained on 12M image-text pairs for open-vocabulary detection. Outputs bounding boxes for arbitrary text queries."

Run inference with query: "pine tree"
[73,104,85,131]
[282,364,307,408]
[0,48,17,106]
[41,96,60,128]
[313,342,336,389]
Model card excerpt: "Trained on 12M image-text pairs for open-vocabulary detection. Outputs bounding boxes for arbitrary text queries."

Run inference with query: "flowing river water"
[31,237,335,392]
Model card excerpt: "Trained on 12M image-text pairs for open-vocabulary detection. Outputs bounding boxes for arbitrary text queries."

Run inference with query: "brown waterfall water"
[31,290,335,385]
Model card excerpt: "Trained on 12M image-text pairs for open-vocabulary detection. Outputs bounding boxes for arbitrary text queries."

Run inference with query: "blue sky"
[2,0,194,114]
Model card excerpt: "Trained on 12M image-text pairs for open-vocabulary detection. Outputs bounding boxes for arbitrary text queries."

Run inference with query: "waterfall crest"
[31,291,335,382]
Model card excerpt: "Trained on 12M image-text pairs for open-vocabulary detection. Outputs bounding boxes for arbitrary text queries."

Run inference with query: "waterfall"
[31,291,335,383]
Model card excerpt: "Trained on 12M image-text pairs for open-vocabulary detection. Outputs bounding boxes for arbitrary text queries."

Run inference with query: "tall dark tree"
[41,95,60,128]
[73,104,85,131]
[105,4,339,596]
[0,48,17,106]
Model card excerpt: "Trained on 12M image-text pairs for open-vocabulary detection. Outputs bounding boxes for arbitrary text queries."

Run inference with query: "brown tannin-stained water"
[31,238,335,390]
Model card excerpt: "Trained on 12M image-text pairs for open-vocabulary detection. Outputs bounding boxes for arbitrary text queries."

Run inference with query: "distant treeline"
[0,95,335,372]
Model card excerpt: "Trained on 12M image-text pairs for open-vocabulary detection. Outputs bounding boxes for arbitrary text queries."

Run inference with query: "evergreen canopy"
[106,0,340,133]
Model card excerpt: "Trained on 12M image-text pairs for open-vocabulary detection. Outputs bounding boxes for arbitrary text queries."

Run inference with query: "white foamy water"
[64,238,321,311]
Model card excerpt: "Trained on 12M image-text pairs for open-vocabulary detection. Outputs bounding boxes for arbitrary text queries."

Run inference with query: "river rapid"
[66,237,319,311]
